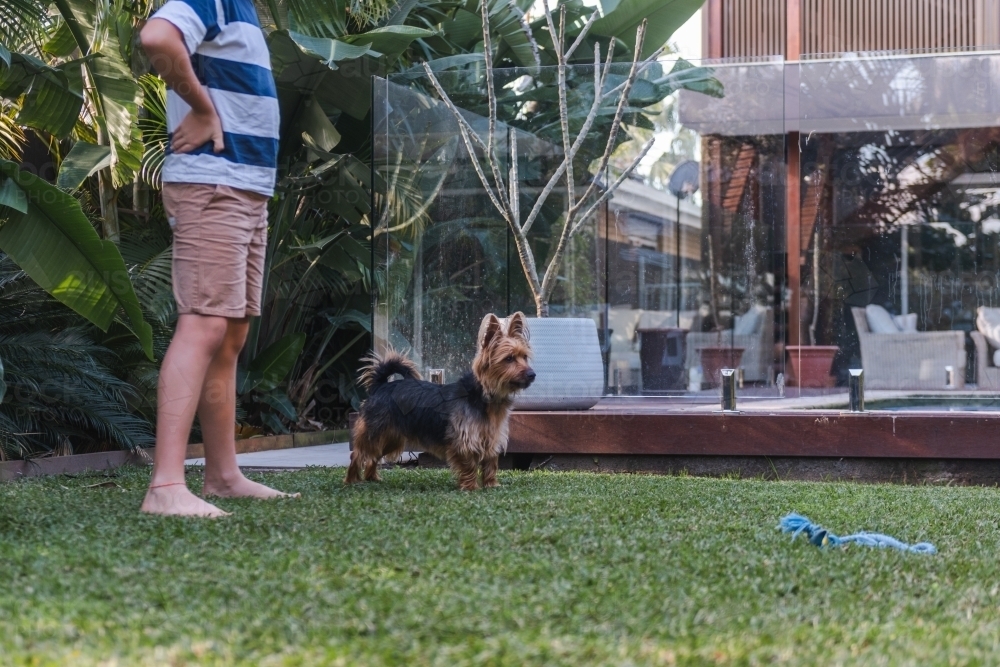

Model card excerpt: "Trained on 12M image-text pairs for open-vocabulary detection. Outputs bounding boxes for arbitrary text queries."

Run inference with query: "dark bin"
[637,327,687,391]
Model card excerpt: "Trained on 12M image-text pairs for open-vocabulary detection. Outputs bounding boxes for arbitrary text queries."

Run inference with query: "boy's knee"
[177,315,229,353]
[220,319,249,357]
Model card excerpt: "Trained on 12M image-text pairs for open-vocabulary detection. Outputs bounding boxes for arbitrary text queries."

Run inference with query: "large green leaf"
[342,25,436,65]
[50,0,143,186]
[257,388,297,420]
[488,0,539,68]
[592,0,704,59]
[57,141,112,191]
[43,18,78,57]
[269,29,382,119]
[0,50,83,137]
[0,161,153,359]
[91,40,144,186]
[276,30,379,68]
[0,175,27,213]
[298,97,341,154]
[240,332,307,394]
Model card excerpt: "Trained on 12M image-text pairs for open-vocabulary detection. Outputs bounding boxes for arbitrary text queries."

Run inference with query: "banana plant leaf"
[57,141,112,191]
[43,18,78,57]
[270,26,427,119]
[91,47,144,186]
[270,29,382,119]
[257,388,298,420]
[487,0,539,69]
[592,0,705,59]
[0,175,27,213]
[0,161,154,360]
[239,332,307,394]
[51,0,144,186]
[342,25,436,64]
[0,50,83,138]
[278,30,380,67]
[298,98,341,156]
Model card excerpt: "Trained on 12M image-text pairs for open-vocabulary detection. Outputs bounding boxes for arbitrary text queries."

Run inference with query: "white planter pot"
[513,317,605,411]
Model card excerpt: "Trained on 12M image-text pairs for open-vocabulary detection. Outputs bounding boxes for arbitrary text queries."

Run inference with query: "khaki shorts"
[162,183,269,318]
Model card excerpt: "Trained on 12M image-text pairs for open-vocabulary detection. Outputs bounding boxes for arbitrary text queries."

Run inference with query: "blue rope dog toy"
[779,513,936,554]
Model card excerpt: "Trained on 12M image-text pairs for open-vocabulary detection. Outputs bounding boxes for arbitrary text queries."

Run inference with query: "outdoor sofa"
[850,307,965,390]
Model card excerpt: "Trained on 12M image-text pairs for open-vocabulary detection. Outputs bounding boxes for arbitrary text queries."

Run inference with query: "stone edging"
[0,429,349,483]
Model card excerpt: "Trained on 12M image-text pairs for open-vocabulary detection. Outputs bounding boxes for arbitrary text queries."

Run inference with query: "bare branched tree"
[422,1,665,316]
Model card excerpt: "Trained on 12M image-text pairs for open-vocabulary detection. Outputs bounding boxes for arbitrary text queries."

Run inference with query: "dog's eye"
[505,355,515,363]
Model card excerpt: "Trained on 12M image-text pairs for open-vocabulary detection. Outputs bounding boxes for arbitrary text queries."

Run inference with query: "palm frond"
[0,103,26,161]
[0,0,47,50]
[138,74,167,189]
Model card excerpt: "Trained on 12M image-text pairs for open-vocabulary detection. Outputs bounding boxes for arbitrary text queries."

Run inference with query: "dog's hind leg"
[345,420,371,484]
[345,447,365,484]
[480,455,500,488]
[364,434,401,482]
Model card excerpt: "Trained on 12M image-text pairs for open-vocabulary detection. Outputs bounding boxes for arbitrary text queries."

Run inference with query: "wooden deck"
[507,396,1000,459]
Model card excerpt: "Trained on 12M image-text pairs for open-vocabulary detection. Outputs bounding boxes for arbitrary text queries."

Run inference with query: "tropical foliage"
[0,0,705,457]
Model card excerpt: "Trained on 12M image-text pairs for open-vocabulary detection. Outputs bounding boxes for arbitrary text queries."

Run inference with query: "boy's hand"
[172,107,225,154]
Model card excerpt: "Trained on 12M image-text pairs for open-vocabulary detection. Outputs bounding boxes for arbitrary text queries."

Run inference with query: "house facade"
[669,0,1000,389]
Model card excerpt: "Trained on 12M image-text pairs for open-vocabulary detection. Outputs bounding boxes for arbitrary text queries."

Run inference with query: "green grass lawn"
[2,467,999,666]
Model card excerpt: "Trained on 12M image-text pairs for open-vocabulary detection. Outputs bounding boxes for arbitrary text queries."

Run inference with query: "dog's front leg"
[480,455,500,488]
[450,454,480,491]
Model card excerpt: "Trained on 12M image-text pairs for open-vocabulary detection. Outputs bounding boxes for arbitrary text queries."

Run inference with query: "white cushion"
[893,313,917,333]
[994,350,1000,367]
[733,305,764,336]
[977,307,1000,349]
[865,304,901,334]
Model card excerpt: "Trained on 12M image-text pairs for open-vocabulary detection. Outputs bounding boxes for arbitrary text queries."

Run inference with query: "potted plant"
[786,224,838,388]
[424,2,705,408]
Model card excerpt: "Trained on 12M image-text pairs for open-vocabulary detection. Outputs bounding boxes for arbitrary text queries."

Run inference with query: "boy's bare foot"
[141,484,230,518]
[202,473,300,500]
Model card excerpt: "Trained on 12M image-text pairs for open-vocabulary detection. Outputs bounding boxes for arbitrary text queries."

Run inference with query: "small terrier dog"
[347,312,535,490]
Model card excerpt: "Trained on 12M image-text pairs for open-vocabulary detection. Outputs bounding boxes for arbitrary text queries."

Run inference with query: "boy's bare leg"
[201,318,298,499]
[142,314,230,517]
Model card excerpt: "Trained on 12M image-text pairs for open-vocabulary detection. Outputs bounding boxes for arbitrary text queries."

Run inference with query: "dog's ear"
[478,313,502,350]
[506,311,529,341]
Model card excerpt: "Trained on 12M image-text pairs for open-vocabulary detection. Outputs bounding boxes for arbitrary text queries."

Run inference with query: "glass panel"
[373,76,510,381]
[374,51,1000,413]
[797,51,1000,409]
[374,56,787,405]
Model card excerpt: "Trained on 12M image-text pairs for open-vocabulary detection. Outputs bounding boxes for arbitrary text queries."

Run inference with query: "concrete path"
[185,442,418,469]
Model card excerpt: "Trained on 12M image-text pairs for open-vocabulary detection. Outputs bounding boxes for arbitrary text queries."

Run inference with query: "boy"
[140,0,296,516]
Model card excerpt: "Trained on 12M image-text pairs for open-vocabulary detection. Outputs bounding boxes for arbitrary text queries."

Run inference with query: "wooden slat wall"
[722,0,787,58]
[719,0,1000,58]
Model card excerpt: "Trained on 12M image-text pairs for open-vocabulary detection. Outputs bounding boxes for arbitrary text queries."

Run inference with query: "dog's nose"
[525,370,536,382]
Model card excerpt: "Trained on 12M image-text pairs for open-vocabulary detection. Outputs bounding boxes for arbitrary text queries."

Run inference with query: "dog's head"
[472,312,535,399]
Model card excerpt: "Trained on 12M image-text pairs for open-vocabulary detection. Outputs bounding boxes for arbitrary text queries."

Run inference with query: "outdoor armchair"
[850,308,965,389]
[970,331,1000,389]
[685,307,774,383]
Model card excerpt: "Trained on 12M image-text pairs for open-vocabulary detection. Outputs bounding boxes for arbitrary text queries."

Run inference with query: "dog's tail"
[358,349,422,391]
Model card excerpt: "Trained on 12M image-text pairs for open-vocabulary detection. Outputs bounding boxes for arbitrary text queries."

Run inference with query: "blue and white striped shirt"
[151,0,279,196]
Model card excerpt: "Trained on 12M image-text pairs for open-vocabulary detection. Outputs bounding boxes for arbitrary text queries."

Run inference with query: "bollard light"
[848,368,864,412]
[721,368,737,411]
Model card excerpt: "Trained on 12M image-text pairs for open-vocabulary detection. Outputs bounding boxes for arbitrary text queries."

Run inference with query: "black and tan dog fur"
[347,312,535,490]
